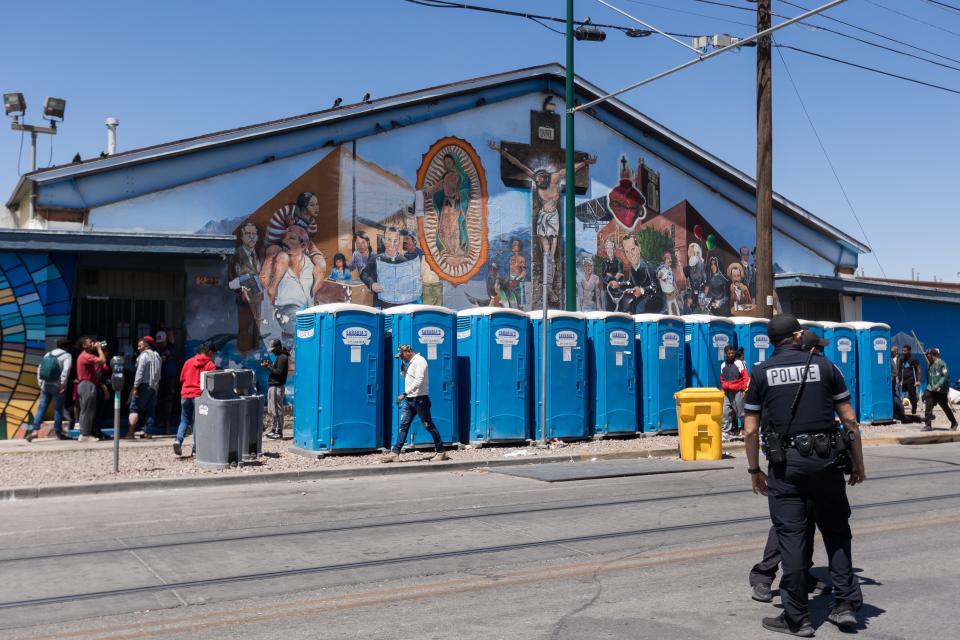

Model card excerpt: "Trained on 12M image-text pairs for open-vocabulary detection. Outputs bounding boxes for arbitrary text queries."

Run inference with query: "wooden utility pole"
[755,0,774,319]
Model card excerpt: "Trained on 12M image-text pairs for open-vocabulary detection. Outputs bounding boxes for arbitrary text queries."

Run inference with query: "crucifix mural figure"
[489,109,594,308]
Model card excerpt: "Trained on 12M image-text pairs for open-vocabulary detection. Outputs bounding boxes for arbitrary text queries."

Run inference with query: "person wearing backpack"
[25,338,73,442]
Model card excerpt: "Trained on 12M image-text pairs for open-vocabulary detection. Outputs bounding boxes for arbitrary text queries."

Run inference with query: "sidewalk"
[1,413,957,499]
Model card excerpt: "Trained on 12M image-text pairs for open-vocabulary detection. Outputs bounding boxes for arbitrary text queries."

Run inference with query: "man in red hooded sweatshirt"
[174,342,218,456]
[721,345,749,436]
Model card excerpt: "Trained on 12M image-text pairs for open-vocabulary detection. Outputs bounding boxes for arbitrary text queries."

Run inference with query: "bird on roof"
[71,153,82,163]
[332,97,342,108]
[361,92,371,102]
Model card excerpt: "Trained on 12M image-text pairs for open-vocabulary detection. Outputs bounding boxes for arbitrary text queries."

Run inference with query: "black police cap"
[767,314,802,343]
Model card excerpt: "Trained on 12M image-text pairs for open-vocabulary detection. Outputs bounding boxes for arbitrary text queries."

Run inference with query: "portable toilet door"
[530,310,589,440]
[799,319,825,340]
[683,315,735,388]
[293,304,383,455]
[456,307,531,445]
[383,304,459,448]
[730,317,771,367]
[634,314,685,433]
[821,322,858,416]
[849,321,893,423]
[585,311,637,436]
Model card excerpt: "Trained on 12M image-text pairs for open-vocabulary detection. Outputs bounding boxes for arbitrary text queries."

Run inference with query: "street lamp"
[4,91,66,172]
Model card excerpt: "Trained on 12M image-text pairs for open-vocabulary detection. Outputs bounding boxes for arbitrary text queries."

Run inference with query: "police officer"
[744,315,866,637]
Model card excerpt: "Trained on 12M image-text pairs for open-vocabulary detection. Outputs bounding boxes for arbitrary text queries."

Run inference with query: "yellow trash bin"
[674,388,724,461]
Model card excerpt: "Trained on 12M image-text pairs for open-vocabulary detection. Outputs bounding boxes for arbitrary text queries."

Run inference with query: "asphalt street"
[2,443,959,639]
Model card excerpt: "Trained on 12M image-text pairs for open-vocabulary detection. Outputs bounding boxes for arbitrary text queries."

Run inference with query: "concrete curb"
[0,433,954,501]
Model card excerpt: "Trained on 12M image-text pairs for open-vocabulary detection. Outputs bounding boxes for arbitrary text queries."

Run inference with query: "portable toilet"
[821,321,858,416]
[383,304,459,449]
[730,317,771,367]
[849,321,893,423]
[456,307,531,445]
[529,310,589,440]
[634,314,686,433]
[799,319,826,340]
[585,311,637,436]
[683,315,736,388]
[292,304,383,456]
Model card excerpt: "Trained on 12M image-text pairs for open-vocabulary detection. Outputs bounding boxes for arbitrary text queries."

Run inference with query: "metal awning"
[776,272,960,305]
[0,229,235,256]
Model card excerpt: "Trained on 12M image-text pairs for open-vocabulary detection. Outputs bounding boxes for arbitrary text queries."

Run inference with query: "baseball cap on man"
[141,335,156,348]
[767,314,802,343]
[801,329,829,350]
[394,344,413,358]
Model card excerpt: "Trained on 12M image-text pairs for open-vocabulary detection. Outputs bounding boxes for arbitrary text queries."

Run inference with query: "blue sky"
[2,0,957,280]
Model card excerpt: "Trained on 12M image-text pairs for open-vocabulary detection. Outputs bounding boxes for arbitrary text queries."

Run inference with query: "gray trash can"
[194,369,262,470]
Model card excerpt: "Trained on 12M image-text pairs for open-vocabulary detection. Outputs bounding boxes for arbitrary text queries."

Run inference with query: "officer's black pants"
[767,449,862,625]
[748,518,815,587]
[924,390,957,427]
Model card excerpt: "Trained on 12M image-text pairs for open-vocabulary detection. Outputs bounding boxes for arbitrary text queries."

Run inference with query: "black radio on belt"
[762,425,787,464]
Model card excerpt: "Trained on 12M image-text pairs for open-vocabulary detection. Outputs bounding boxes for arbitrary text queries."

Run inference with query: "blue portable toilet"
[821,321,858,416]
[849,321,893,423]
[683,315,736,388]
[529,310,589,440]
[292,303,384,456]
[800,319,825,340]
[585,311,637,436]
[456,307,531,445]
[633,313,686,433]
[383,304,459,449]
[730,317,772,367]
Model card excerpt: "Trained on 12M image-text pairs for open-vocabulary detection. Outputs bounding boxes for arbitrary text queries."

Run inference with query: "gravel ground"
[2,406,956,489]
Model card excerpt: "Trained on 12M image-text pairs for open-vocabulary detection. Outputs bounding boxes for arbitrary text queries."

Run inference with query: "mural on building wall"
[0,253,75,439]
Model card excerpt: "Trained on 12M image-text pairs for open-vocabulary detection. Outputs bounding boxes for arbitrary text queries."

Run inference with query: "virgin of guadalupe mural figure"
[415,137,488,284]
[488,142,596,289]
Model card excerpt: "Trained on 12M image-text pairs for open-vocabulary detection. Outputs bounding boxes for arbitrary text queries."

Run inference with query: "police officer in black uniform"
[744,315,866,637]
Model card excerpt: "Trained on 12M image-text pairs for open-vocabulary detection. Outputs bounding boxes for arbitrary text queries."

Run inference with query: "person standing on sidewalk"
[25,338,73,441]
[721,345,749,437]
[173,342,218,457]
[261,339,289,440]
[898,345,921,415]
[127,336,162,438]
[381,344,447,463]
[75,337,106,442]
[923,348,958,431]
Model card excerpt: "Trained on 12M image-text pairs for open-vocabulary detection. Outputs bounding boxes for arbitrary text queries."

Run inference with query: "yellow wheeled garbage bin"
[674,388,724,461]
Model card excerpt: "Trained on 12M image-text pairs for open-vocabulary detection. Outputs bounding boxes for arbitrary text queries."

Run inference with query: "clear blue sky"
[3,0,957,280]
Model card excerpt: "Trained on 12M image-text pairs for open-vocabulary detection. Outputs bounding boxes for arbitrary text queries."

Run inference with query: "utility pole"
[755,0,774,319]
[564,0,577,311]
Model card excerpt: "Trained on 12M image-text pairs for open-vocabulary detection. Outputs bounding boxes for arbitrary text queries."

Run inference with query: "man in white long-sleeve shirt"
[381,344,448,462]
[26,338,74,441]
[127,336,162,438]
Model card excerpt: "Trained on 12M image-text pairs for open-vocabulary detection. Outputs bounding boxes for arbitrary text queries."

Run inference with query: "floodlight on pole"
[43,96,66,121]
[4,92,25,117]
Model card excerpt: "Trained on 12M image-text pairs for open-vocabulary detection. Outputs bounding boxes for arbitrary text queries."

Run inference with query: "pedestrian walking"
[721,345,748,436]
[261,339,289,440]
[381,344,447,463]
[898,345,921,415]
[743,315,866,636]
[922,348,957,431]
[25,338,73,441]
[74,337,106,442]
[173,342,218,457]
[127,336,162,438]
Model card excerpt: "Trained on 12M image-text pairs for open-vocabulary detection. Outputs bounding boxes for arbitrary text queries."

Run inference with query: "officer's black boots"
[827,602,858,631]
[761,614,815,637]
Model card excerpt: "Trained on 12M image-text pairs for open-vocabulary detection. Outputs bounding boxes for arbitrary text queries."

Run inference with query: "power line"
[778,0,960,66]
[776,43,960,95]
[863,0,960,39]
[923,0,960,15]
[619,0,755,28]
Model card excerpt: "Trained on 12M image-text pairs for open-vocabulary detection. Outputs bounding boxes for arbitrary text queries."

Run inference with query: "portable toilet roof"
[847,321,891,330]
[633,313,684,323]
[799,319,825,327]
[583,311,634,321]
[297,303,380,315]
[682,314,734,324]
[527,310,586,320]
[728,316,770,325]
[819,321,856,329]
[381,304,454,315]
[457,306,529,317]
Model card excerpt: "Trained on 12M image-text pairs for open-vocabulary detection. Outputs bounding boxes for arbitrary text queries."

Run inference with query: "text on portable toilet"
[873,336,887,365]
[495,327,520,359]
[662,331,681,360]
[754,334,770,361]
[712,332,730,359]
[297,327,315,340]
[836,337,853,364]
[342,327,372,363]
[555,330,579,362]
[610,329,630,366]
[417,326,446,360]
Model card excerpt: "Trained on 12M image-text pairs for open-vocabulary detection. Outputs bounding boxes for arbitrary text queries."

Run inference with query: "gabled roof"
[8,63,868,254]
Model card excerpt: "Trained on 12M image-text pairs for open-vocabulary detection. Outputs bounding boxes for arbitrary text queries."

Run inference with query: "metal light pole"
[540,251,549,447]
[564,0,577,312]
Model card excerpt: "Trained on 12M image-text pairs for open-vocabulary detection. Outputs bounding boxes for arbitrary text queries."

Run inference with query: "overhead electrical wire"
[619,0,755,28]
[863,0,960,38]
[922,0,960,14]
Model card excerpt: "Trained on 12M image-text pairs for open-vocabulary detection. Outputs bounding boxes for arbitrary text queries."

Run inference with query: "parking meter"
[110,355,124,473]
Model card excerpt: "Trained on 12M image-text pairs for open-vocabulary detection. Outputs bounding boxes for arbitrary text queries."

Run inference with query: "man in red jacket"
[173,342,218,456]
[721,345,749,436]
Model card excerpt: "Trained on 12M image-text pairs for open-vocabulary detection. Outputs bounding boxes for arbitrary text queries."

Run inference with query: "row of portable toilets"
[292,304,893,456]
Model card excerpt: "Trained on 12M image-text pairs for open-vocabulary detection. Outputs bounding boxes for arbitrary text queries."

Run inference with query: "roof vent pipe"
[105,117,119,155]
